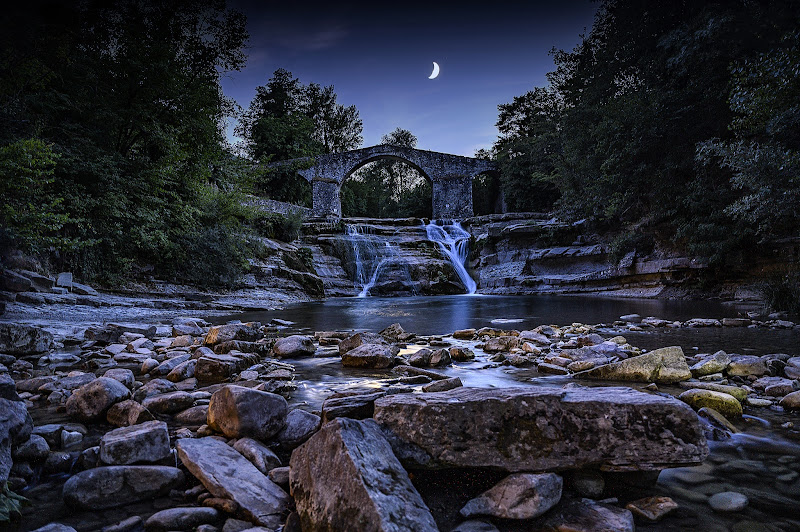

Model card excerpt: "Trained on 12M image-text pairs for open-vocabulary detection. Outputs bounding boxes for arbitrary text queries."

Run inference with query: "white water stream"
[345,224,410,297]
[423,220,477,294]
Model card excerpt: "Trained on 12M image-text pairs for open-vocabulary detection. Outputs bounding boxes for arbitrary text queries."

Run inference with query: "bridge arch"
[343,154,432,185]
[292,144,497,219]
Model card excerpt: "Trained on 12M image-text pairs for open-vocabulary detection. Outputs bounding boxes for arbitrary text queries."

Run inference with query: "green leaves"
[495,0,800,267]
[0,482,28,522]
[238,69,363,164]
[0,138,78,253]
[0,1,252,285]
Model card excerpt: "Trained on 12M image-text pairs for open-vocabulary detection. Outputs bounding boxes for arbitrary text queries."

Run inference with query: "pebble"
[708,491,748,512]
[745,397,772,407]
[625,496,678,522]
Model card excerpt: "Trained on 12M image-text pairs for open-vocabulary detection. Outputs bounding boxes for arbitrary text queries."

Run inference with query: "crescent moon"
[429,61,440,79]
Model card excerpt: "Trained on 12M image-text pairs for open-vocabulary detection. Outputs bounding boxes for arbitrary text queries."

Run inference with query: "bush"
[0,139,81,253]
[177,225,252,288]
[759,270,800,314]
[250,211,304,242]
[608,230,655,265]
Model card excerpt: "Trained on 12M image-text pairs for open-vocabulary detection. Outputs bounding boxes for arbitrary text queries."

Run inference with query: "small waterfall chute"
[423,220,477,294]
[345,224,415,297]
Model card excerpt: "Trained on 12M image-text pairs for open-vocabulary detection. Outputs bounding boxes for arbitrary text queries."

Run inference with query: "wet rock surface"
[374,386,708,471]
[176,437,290,528]
[207,385,288,440]
[62,466,184,510]
[290,417,438,531]
[576,346,692,384]
[460,473,563,519]
[1,306,799,531]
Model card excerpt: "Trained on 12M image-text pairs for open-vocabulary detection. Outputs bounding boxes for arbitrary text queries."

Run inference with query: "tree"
[495,87,562,212]
[0,0,252,285]
[495,0,800,266]
[698,31,800,242]
[238,70,363,161]
[238,69,363,206]
[0,139,77,254]
[305,83,363,153]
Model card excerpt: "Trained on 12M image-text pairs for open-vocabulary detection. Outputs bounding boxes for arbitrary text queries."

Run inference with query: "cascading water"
[423,220,477,294]
[345,224,415,297]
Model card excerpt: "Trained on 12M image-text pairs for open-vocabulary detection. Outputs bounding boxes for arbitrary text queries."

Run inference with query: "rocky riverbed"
[0,309,798,532]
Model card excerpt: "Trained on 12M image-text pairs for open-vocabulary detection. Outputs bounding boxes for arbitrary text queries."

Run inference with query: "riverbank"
[1,300,798,531]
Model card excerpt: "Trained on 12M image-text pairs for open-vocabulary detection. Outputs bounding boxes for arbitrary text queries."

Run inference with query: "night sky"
[224,0,598,156]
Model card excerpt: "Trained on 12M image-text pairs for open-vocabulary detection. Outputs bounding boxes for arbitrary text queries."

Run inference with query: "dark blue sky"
[224,1,598,156]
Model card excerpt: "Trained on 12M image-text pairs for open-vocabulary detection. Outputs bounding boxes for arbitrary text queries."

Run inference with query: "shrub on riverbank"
[760,270,800,315]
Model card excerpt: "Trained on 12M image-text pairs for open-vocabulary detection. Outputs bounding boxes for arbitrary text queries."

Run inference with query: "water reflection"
[219,294,753,336]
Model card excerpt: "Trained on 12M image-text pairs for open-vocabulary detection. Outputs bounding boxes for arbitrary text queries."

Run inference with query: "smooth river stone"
[575,346,691,384]
[62,466,184,510]
[374,386,708,472]
[176,437,290,528]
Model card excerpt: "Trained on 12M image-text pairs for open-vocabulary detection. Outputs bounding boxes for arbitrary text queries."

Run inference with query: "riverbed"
[5,293,800,531]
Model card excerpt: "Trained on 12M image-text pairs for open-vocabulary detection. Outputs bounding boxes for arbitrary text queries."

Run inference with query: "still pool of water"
[219,294,755,335]
[218,294,797,356]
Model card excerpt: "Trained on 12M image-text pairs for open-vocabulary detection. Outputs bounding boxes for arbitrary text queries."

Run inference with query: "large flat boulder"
[374,386,707,472]
[575,346,691,384]
[176,437,289,528]
[290,418,438,532]
[0,323,54,355]
[1,269,32,292]
[62,466,184,510]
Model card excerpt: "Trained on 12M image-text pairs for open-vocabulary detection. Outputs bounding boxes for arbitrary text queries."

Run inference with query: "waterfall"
[345,224,414,297]
[423,220,477,294]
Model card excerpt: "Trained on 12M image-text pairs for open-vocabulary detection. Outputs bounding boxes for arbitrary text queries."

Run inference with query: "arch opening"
[341,154,433,218]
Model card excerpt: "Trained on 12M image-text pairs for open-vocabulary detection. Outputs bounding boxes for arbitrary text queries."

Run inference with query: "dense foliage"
[237,69,364,207]
[341,128,433,218]
[495,0,800,271]
[0,0,257,286]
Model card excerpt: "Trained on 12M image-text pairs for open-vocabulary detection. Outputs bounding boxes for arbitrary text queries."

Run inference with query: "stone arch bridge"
[281,144,497,219]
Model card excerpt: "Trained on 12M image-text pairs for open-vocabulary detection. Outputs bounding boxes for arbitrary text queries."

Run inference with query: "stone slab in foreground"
[374,386,708,472]
[290,418,438,532]
[176,437,290,528]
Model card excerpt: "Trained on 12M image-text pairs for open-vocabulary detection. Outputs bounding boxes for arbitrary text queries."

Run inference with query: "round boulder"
[65,377,131,422]
[341,344,394,369]
[273,336,316,358]
[779,390,800,410]
[678,389,742,418]
[207,385,288,440]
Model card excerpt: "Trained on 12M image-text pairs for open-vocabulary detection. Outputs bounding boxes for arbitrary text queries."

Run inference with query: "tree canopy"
[237,68,364,206]
[0,0,253,285]
[494,0,800,266]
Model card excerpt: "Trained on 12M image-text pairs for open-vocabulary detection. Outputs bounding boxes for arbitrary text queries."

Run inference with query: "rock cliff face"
[301,214,718,298]
[466,213,708,297]
[301,218,468,297]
